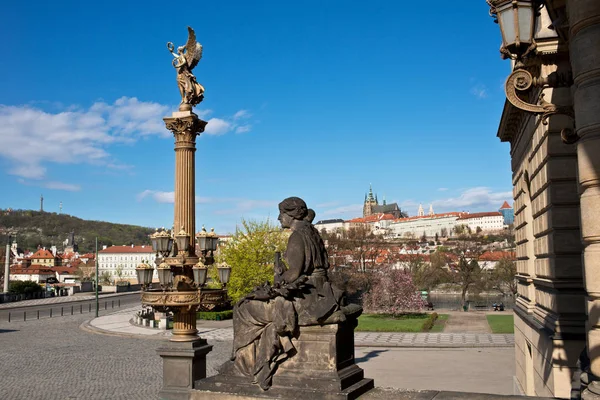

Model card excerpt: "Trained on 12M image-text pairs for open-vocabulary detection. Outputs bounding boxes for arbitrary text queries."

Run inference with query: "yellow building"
[30,248,58,267]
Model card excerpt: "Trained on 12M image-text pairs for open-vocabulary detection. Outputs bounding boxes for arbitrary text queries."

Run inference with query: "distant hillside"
[0,209,154,253]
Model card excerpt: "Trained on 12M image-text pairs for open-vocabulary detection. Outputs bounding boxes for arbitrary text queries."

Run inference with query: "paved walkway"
[0,291,140,309]
[443,310,493,333]
[82,307,514,347]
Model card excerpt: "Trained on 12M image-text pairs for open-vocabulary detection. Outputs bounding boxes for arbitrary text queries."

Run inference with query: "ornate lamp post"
[487,0,576,142]
[137,27,230,348]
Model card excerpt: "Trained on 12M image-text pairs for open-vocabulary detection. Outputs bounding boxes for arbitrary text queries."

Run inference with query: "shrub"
[9,280,43,294]
[421,312,439,331]
[196,310,233,321]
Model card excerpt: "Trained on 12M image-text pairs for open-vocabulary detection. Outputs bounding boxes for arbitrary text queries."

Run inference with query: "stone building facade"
[491,1,600,397]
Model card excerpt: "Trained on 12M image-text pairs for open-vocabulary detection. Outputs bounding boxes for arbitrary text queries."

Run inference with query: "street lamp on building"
[486,0,576,143]
[487,0,539,61]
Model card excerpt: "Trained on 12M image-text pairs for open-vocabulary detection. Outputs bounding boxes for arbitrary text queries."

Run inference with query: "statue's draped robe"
[231,221,342,389]
[176,58,204,105]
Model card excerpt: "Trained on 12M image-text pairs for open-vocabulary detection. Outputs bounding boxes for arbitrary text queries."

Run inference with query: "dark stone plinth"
[157,338,213,400]
[193,322,374,399]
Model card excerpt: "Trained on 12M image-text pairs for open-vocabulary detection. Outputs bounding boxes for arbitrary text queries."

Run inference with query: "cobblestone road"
[0,313,231,400]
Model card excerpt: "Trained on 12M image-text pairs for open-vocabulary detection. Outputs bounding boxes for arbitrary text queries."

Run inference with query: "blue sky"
[0,1,513,234]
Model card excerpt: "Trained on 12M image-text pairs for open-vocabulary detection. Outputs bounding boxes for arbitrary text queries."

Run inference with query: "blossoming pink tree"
[363,266,424,315]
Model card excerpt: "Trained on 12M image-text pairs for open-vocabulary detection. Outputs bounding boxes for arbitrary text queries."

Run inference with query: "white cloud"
[16,178,81,192]
[43,181,81,191]
[205,118,232,135]
[0,98,250,181]
[233,109,251,120]
[235,125,252,134]
[138,190,276,216]
[196,109,213,119]
[204,109,255,135]
[470,84,488,99]
[438,187,448,191]
[137,190,224,205]
[431,187,511,212]
[214,199,277,215]
[137,190,174,203]
[320,204,363,218]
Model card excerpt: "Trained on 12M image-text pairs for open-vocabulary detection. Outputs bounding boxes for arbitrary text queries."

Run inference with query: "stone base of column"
[157,338,213,400]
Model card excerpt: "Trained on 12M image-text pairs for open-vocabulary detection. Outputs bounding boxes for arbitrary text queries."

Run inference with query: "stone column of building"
[569,1,600,398]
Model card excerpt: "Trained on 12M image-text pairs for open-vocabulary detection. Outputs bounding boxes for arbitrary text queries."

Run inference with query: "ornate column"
[163,110,207,343]
[569,1,600,398]
[164,111,207,256]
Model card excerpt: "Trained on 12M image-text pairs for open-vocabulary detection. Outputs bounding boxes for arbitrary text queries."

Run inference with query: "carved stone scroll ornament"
[505,68,577,143]
[164,117,206,136]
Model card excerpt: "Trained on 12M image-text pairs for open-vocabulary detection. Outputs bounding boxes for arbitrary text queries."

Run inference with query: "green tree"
[218,219,288,303]
[99,271,113,285]
[487,257,517,295]
[115,264,125,283]
[450,233,485,307]
[413,251,449,292]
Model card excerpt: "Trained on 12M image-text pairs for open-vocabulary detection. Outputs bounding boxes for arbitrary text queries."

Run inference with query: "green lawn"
[429,314,449,333]
[356,313,448,332]
[486,314,514,333]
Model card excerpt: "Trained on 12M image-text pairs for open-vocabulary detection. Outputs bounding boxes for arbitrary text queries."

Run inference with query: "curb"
[79,318,171,341]
[0,291,141,311]
[354,342,514,348]
[81,317,515,348]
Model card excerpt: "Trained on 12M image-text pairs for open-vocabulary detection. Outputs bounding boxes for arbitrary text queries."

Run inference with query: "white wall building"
[456,212,504,233]
[314,219,346,234]
[98,245,157,283]
[9,266,55,284]
[385,213,463,239]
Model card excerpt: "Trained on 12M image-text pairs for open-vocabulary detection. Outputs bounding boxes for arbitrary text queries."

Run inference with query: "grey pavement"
[0,291,141,309]
[356,347,516,395]
[84,307,514,347]
[0,306,231,400]
[0,307,520,399]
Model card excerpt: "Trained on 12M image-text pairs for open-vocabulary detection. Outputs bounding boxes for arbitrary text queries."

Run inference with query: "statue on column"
[227,197,362,390]
[168,26,205,109]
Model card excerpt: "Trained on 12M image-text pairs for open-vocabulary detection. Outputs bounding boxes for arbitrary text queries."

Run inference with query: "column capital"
[163,111,207,145]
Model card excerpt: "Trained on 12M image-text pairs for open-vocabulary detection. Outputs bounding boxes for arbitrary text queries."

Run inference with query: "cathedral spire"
[428,204,434,216]
[367,183,375,202]
[383,194,387,206]
[418,204,424,217]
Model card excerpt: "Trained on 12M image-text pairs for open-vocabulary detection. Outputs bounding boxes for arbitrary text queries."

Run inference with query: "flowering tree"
[217,218,288,303]
[362,266,424,315]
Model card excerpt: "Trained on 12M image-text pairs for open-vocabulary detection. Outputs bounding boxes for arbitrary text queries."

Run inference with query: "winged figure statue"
[168,27,205,110]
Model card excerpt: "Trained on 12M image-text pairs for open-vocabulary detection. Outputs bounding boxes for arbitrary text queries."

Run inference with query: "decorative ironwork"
[504,67,576,143]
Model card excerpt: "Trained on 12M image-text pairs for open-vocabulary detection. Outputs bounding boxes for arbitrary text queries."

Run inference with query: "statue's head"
[177,46,185,54]
[305,209,315,224]
[278,197,307,229]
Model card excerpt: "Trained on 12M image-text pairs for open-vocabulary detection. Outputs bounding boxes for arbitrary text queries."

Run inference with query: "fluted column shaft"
[569,1,600,397]
[164,112,207,256]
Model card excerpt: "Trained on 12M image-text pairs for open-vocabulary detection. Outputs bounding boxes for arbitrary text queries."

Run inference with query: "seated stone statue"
[227,197,361,390]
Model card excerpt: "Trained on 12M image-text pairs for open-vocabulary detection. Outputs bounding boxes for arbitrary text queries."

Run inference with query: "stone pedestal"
[157,338,213,400]
[192,322,374,400]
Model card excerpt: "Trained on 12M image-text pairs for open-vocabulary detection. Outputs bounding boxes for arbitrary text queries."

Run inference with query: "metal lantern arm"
[505,67,576,143]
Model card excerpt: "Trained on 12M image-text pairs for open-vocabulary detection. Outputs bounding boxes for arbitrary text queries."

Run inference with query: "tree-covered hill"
[0,209,154,253]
